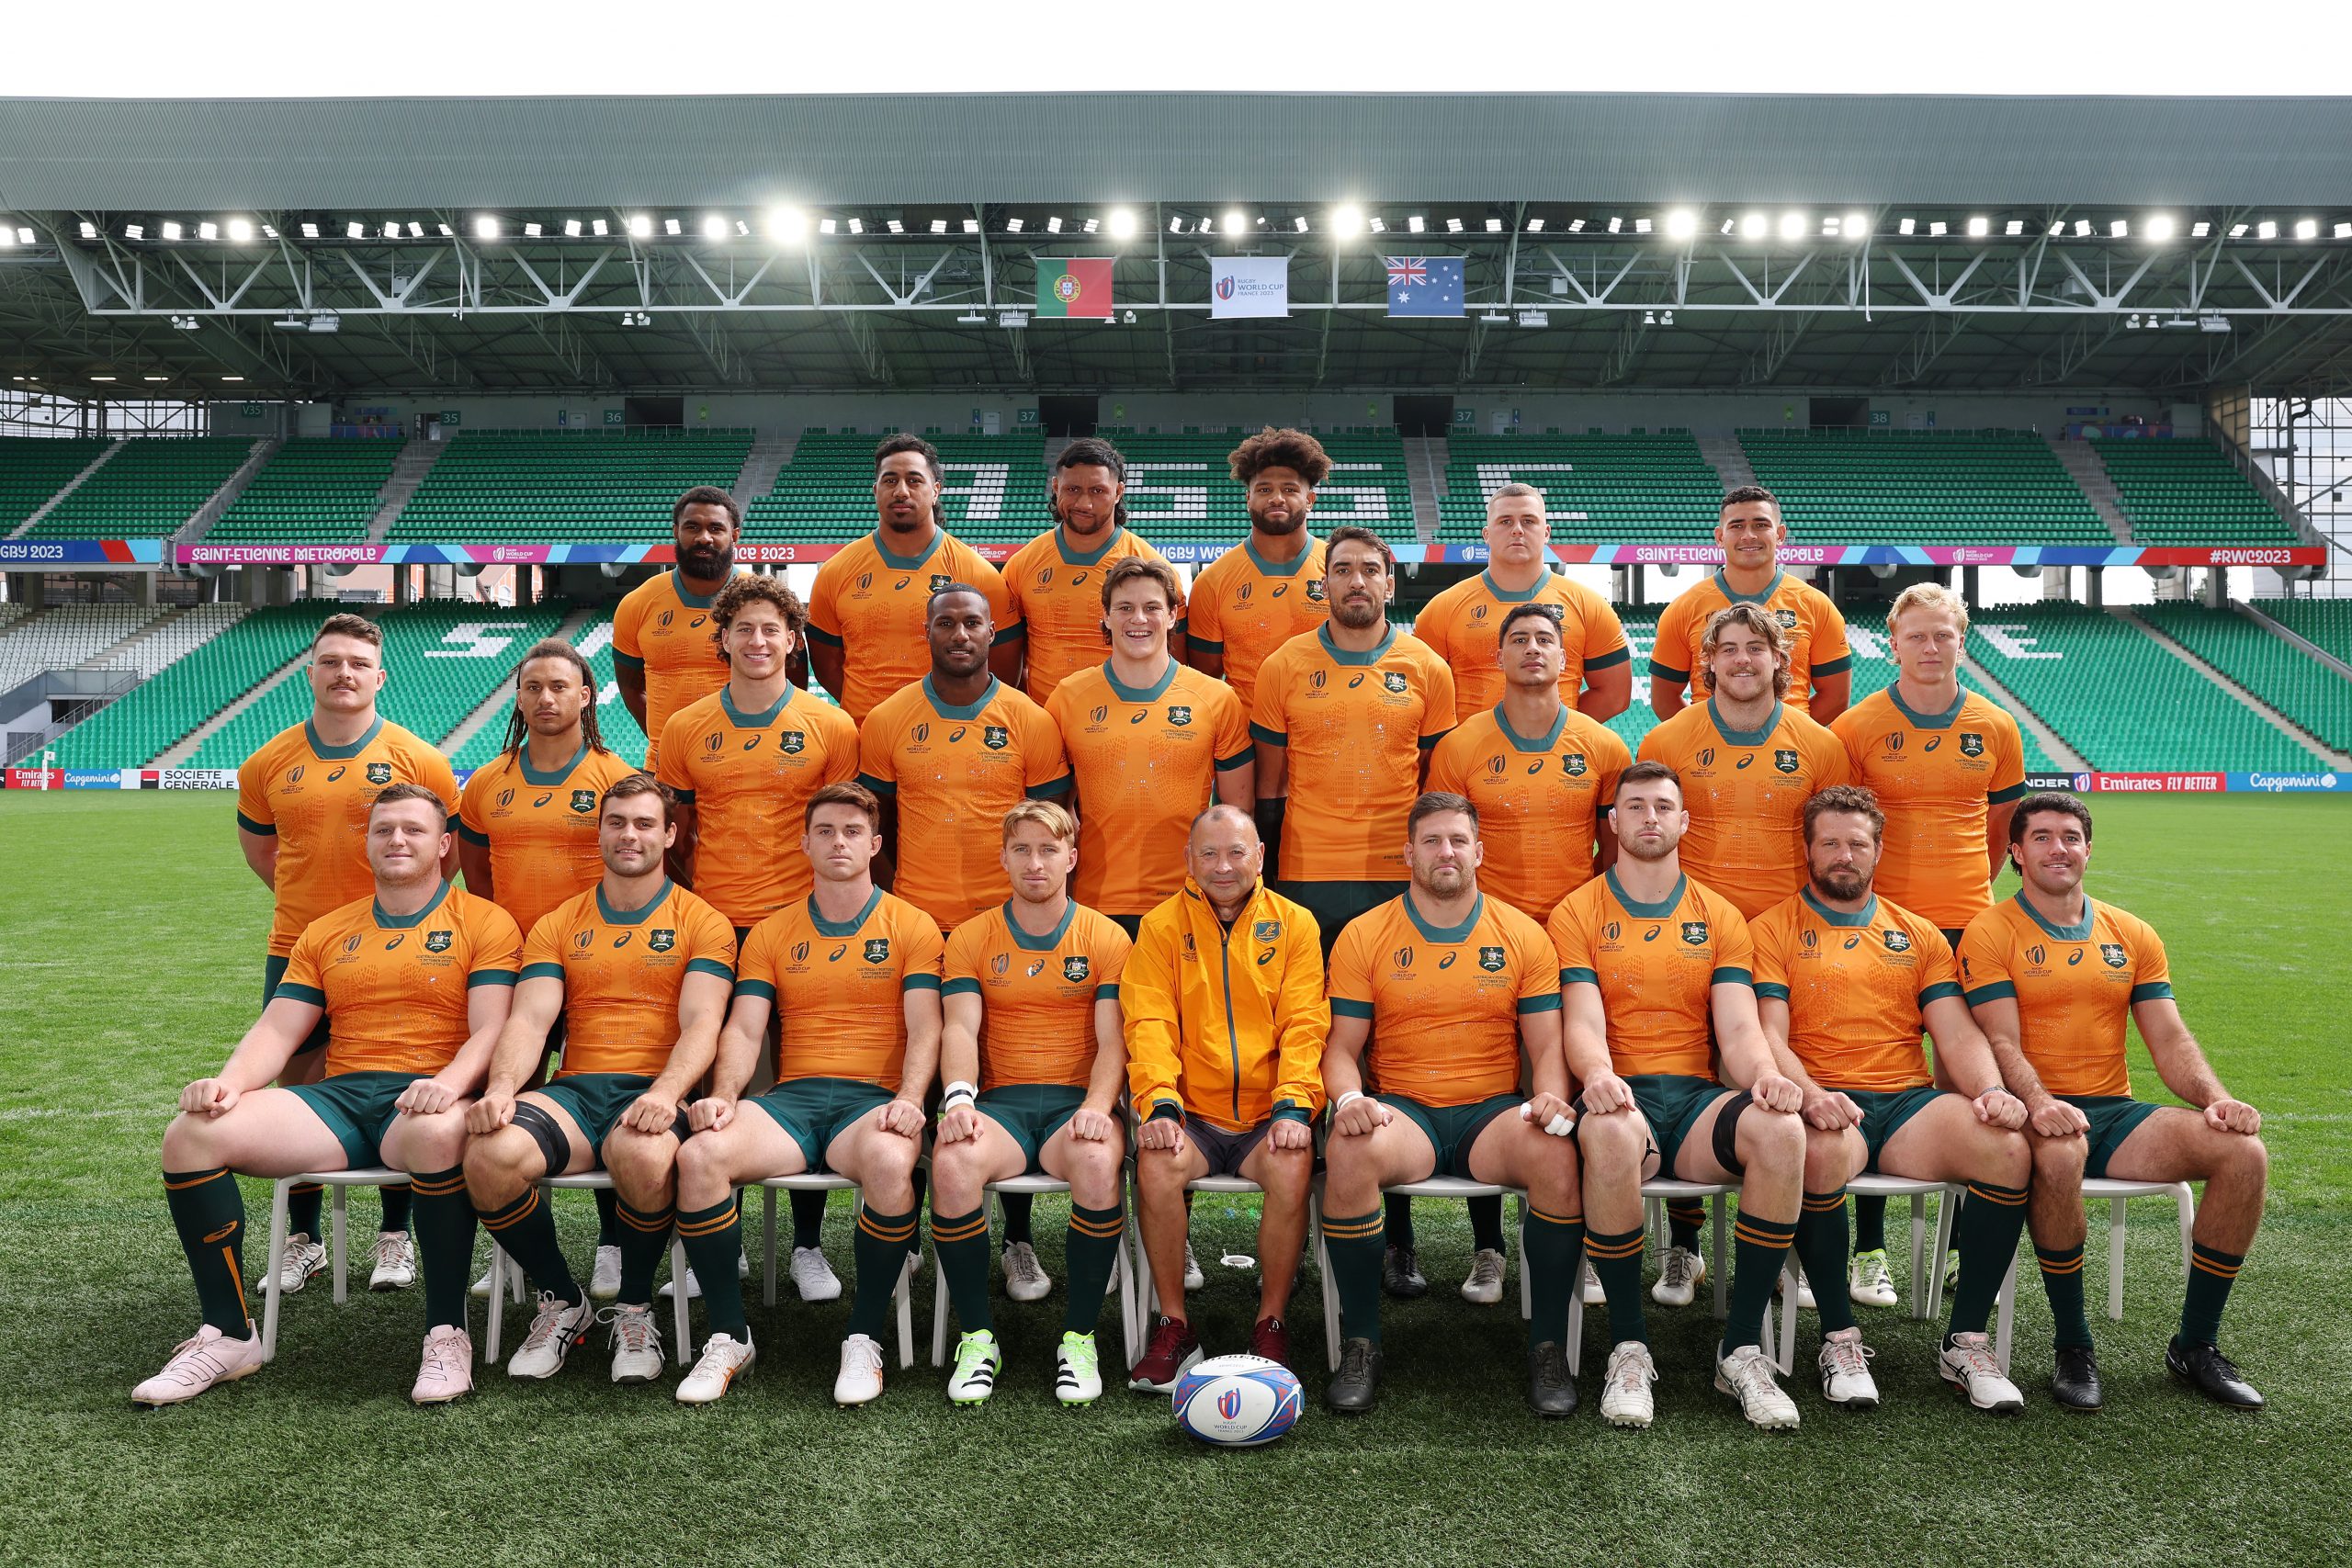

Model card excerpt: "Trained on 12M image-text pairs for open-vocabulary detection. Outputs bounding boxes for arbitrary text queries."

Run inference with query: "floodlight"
[1168,215,1184,233]
[1515,310,1548,327]
[346,221,364,240]
[702,214,729,239]
[431,223,447,237]
[1368,217,1387,233]
[1222,210,1247,236]
[1896,217,1915,236]
[1966,216,1989,237]
[144,376,167,382]
[1294,216,1309,233]
[1331,205,1363,235]
[2229,223,2247,238]
[2048,220,2065,236]
[1634,218,1652,234]
[220,376,243,381]
[1004,218,1022,233]
[592,219,609,236]
[1606,216,1622,233]
[1717,219,1732,235]
[768,208,808,242]
[162,221,183,242]
[2337,223,2352,240]
[1568,218,1586,233]
[1484,218,1502,233]
[2191,220,2211,237]
[1045,216,1061,234]
[199,221,219,240]
[1408,215,1426,233]
[963,218,979,233]
[381,223,398,239]
[300,222,319,238]
[1447,218,1464,233]
[88,375,116,382]
[125,224,144,240]
[1740,211,1768,239]
[887,218,906,234]
[2257,220,2277,240]
[1928,221,1947,236]
[2125,314,2141,329]
[78,220,96,239]
[999,310,1029,329]
[15,228,33,247]
[1108,208,1138,239]
[1525,217,1545,233]
[663,218,682,236]
[2005,219,2023,236]
[930,219,947,234]
[2074,220,2091,237]
[474,216,500,240]
[2110,219,2129,238]
[0,230,14,249]
[2199,314,2231,333]
[2144,214,2175,241]
[628,214,652,238]
[2295,218,2318,240]
[1643,310,1657,325]
[227,218,254,243]
[564,219,582,237]
[1779,211,1806,241]
[847,218,865,234]
[1666,209,1698,239]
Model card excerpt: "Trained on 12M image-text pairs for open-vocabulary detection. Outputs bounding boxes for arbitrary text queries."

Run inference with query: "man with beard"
[1649,486,1851,725]
[612,486,745,773]
[1004,436,1186,705]
[1184,428,1331,769]
[808,434,1022,725]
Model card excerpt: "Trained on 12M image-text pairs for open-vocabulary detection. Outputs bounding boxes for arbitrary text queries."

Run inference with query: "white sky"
[12,2,2352,97]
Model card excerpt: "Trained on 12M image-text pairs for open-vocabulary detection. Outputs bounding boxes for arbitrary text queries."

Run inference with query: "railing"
[2207,423,2326,548]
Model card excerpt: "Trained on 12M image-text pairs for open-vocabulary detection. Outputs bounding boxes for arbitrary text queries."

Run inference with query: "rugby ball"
[1171,1354,1304,1448]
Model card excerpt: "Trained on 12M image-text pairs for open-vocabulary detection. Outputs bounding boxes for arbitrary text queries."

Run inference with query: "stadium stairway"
[176,440,283,544]
[2046,438,2133,543]
[153,615,319,768]
[2243,600,2352,680]
[1695,433,1757,492]
[1959,649,2088,773]
[368,440,449,543]
[439,603,603,763]
[2122,607,2351,768]
[730,431,798,509]
[1403,435,1446,540]
[5,439,123,539]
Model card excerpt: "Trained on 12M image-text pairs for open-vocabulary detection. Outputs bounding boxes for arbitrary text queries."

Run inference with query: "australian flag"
[1386,256,1464,317]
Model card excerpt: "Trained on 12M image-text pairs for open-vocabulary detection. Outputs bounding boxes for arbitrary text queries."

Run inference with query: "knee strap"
[511,1100,571,1180]
[1710,1091,1754,1177]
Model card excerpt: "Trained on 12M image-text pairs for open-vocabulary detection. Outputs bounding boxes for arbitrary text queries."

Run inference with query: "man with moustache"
[1005,436,1186,705]
[612,486,746,773]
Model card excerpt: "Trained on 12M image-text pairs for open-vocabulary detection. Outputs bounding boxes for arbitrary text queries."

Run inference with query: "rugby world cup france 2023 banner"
[1209,257,1290,319]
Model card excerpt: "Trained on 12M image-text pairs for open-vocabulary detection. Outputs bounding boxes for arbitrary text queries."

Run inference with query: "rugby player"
[136,784,520,1406]
[1124,805,1328,1389]
[1749,784,2035,1415]
[236,612,459,1293]
[1319,793,1584,1416]
[611,484,744,773]
[458,637,642,1298]
[1004,436,1186,705]
[1650,486,1852,725]
[806,434,1022,725]
[1831,582,2026,1296]
[1961,792,2267,1409]
[667,783,945,1405]
[461,774,736,1383]
[1413,482,1630,722]
[1547,761,1811,1429]
[1182,427,1331,752]
[930,802,1133,1405]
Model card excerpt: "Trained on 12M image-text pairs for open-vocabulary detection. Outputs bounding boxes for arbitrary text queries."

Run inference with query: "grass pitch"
[2,792,2347,1567]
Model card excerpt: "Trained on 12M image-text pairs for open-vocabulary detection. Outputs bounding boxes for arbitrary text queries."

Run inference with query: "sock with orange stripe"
[676,1198,748,1338]
[1061,1202,1124,1336]
[932,1205,993,1336]
[1323,1208,1387,1343]
[1523,1207,1586,1349]
[1666,1200,1706,1255]
[475,1185,581,1307]
[408,1167,477,1330]
[1945,1180,2029,1343]
[164,1168,252,1336]
[848,1203,918,1341]
[288,1180,323,1241]
[2177,1243,2245,1348]
[1720,1210,1798,1356]
[1796,1190,1858,1337]
[1585,1226,1648,1345]
[614,1199,673,1305]
[2037,1243,2093,1348]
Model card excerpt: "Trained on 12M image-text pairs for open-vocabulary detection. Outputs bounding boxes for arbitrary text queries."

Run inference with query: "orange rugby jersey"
[1413,570,1630,720]
[609,568,734,772]
[1184,536,1329,719]
[1003,525,1185,706]
[1958,895,2172,1098]
[518,880,737,1078]
[656,683,859,927]
[1426,703,1629,921]
[1329,893,1559,1107]
[805,529,1020,724]
[1250,625,1457,884]
[1648,570,1853,705]
[276,882,522,1078]
[1831,687,2028,931]
[1637,698,1851,919]
[1046,660,1252,916]
[857,675,1071,931]
[735,889,944,1089]
[1548,871,1755,1080]
[943,900,1132,1090]
[238,716,460,957]
[1750,888,1962,1091]
[458,743,643,938]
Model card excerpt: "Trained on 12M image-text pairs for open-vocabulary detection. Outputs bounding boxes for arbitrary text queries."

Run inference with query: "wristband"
[942,1081,978,1111]
[1334,1090,1366,1115]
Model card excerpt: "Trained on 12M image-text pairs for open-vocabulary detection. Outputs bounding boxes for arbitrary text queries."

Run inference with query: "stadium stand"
[387,431,753,542]
[1604,604,1666,752]
[207,437,403,543]
[2089,439,2301,546]
[1736,430,2112,545]
[0,604,168,692]
[743,432,1051,544]
[1962,603,2316,772]
[1106,430,1415,547]
[0,437,115,533]
[22,437,256,539]
[2139,603,2352,754]
[2255,598,2352,667]
[42,605,288,768]
[1439,434,1723,543]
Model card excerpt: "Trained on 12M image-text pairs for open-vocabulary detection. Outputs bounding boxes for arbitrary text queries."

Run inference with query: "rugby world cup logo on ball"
[1172,1354,1304,1448]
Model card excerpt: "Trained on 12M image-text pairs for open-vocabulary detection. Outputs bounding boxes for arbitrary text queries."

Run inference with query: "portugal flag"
[1035,258,1114,318]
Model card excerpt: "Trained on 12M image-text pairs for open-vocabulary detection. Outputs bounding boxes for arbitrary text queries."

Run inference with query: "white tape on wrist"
[1334,1090,1366,1114]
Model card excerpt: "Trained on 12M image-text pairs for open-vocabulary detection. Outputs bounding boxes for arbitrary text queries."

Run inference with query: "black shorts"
[1182,1114,1276,1179]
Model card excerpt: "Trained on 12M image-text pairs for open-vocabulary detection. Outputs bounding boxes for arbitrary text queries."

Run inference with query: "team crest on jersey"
[1679,922,1708,946]
[1773,749,1800,774]
[863,939,891,964]
[982,726,1010,750]
[649,930,675,953]
[1883,930,1913,953]
[1383,671,1408,694]
[1306,579,1327,602]
[424,930,453,953]
[1959,732,1985,758]
[1478,945,1507,973]
[929,574,954,594]
[1167,705,1193,728]
[2099,942,2129,969]
[781,730,806,755]
[1562,752,1589,777]
[1774,608,1798,630]
[366,762,393,785]
[1253,920,1282,943]
[569,789,597,814]
[1063,955,1091,983]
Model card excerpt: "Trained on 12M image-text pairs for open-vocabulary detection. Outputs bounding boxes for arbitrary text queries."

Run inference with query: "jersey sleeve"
[1325,919,1375,1021]
[1248,647,1290,748]
[467,901,525,988]
[802,559,845,647]
[655,710,697,797]
[236,749,276,836]
[1804,723,1853,789]
[1021,702,1072,797]
[1710,898,1756,987]
[1412,593,1456,666]
[1808,595,1853,678]
[1271,918,1329,1122]
[1510,916,1563,1013]
[1748,908,1792,1000]
[1418,654,1457,749]
[1596,728,1633,814]
[1955,914,2016,1006]
[977,558,1023,646]
[1183,564,1224,654]
[519,907,567,982]
[1425,728,1471,796]
[1647,595,1693,683]
[734,921,781,1001]
[1211,683,1252,770]
[816,705,860,786]
[609,591,646,670]
[1987,711,2028,805]
[276,922,328,1006]
[1914,920,1962,1005]
[684,901,737,983]
[1578,585,1632,672]
[1091,919,1131,998]
[854,703,899,795]
[940,920,988,998]
[1548,899,1597,987]
[457,768,493,846]
[2127,912,2174,1003]
[898,908,945,991]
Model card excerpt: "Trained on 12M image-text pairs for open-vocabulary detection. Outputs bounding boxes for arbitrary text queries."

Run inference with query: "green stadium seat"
[1439,435,1722,545]
[2139,603,2352,753]
[23,437,256,539]
[0,436,115,532]
[386,431,754,542]
[2086,439,2301,547]
[1737,431,2111,547]
[206,438,404,543]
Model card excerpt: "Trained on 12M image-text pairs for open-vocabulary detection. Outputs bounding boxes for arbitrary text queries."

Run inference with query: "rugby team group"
[130,428,2270,1427]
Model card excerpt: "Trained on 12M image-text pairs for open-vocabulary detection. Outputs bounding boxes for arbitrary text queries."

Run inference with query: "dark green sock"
[1945,1180,2028,1341]
[1468,1194,1506,1254]
[1323,1209,1386,1342]
[1797,1190,1858,1337]
[1382,1193,1416,1250]
[593,1186,621,1249]
[475,1186,581,1306]
[1061,1201,1125,1337]
[848,1203,917,1341]
[1667,1200,1705,1254]
[614,1198,673,1305]
[1586,1226,1648,1345]
[999,1191,1036,1249]
[677,1197,749,1338]
[2038,1243,2094,1349]
[288,1180,323,1240]
[165,1168,252,1336]
[378,1182,412,1235]
[2178,1243,2245,1348]
[1721,1210,1798,1357]
[932,1205,993,1335]
[407,1168,477,1331]
[907,1168,929,1265]
[1854,1193,1888,1254]
[1523,1207,1585,1348]
[789,1187,827,1251]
